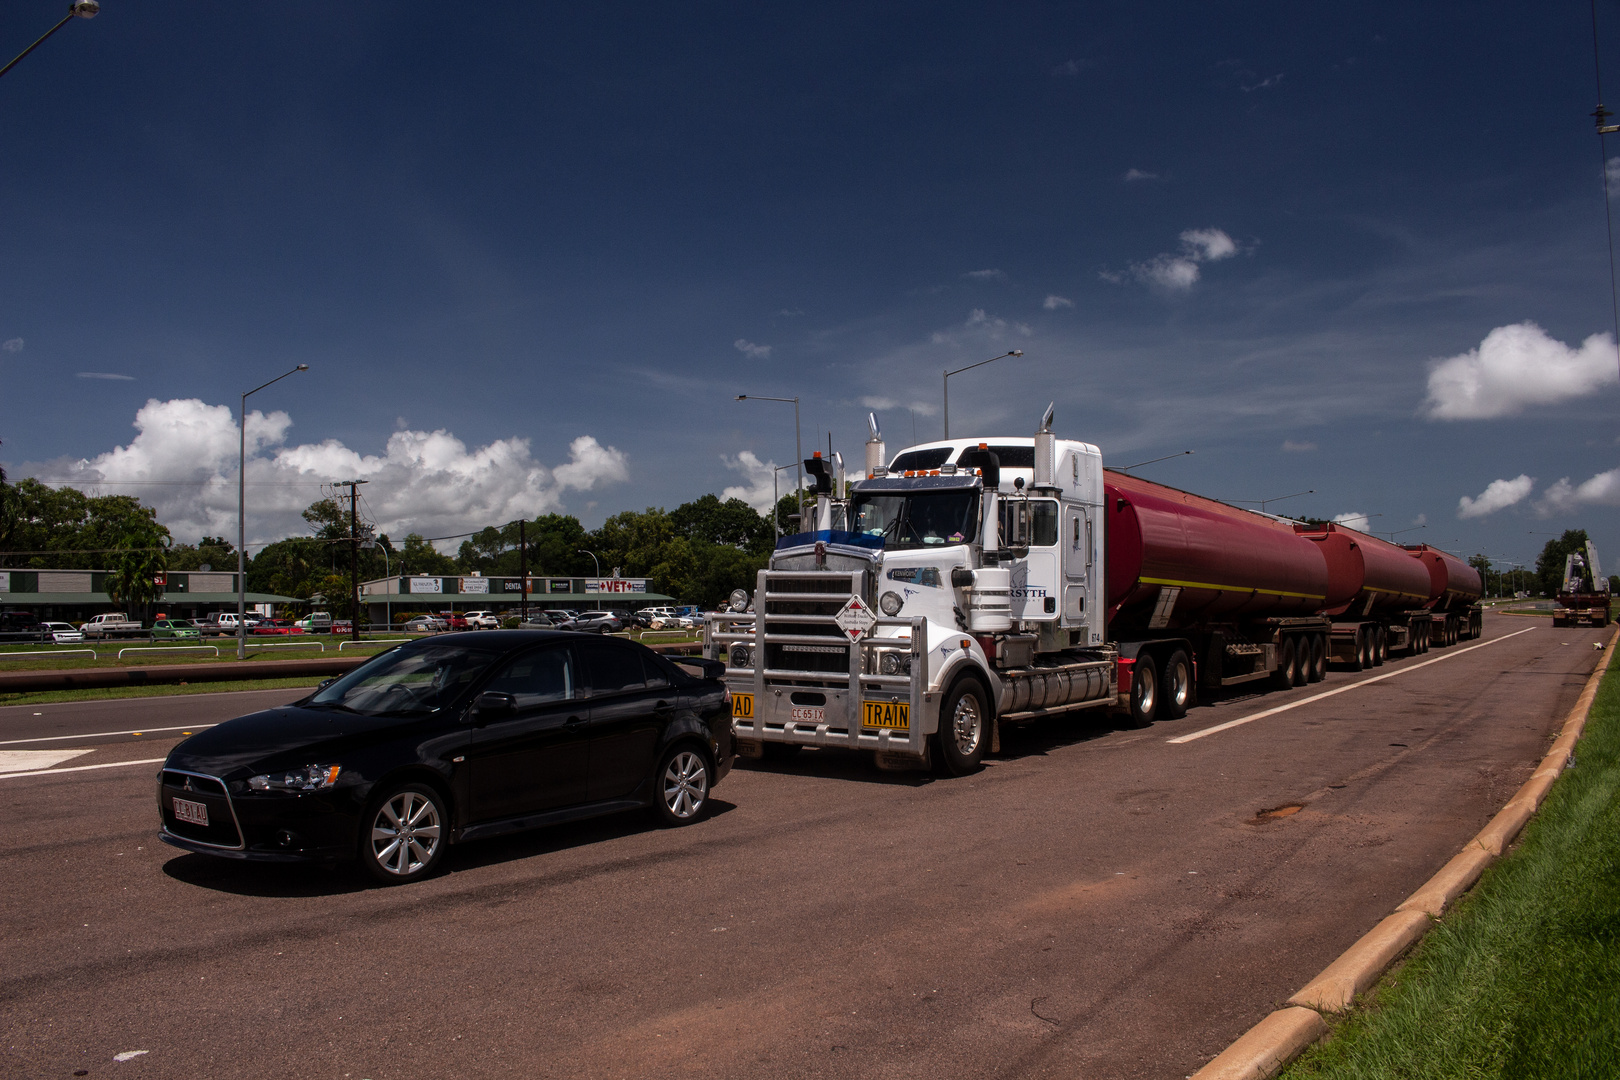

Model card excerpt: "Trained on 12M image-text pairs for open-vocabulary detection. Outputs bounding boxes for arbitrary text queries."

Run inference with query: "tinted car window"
[579,640,647,695]
[482,647,573,708]
[308,643,500,716]
[641,652,671,689]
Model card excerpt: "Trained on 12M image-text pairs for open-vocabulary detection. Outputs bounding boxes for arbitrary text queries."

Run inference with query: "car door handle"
[565,714,585,726]
[653,700,672,714]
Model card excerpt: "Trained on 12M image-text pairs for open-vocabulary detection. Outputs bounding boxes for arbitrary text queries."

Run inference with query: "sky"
[3,2,1620,574]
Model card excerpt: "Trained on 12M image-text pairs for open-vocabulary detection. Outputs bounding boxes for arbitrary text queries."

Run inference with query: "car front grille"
[160,770,243,849]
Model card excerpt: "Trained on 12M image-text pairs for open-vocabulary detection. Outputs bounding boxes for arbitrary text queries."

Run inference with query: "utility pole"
[518,519,528,624]
[339,479,368,641]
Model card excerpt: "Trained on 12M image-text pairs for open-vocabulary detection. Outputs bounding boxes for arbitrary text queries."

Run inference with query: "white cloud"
[859,395,936,417]
[1422,322,1619,420]
[1127,228,1238,290]
[2,338,22,353]
[719,450,800,513]
[1333,512,1371,531]
[76,372,135,381]
[1456,474,1535,519]
[1282,439,1318,452]
[1123,169,1159,182]
[23,397,628,545]
[1414,514,1427,526]
[1242,73,1284,91]
[1043,294,1074,310]
[1051,59,1091,76]
[1607,157,1620,193]
[963,269,1006,281]
[1180,228,1237,261]
[1537,468,1620,515]
[733,338,772,359]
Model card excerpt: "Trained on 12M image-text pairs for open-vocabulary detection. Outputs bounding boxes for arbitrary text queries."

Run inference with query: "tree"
[1536,530,1590,597]
[103,509,171,619]
[399,533,457,576]
[1468,553,1493,597]
[169,536,236,571]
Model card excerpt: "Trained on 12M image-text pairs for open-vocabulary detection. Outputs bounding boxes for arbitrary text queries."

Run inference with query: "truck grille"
[760,571,866,679]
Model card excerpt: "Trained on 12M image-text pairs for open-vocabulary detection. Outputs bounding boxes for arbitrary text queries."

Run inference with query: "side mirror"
[473,691,516,717]
[316,678,336,691]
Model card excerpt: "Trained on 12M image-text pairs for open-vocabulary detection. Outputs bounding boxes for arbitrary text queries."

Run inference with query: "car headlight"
[247,765,342,792]
[879,591,904,616]
[879,650,912,675]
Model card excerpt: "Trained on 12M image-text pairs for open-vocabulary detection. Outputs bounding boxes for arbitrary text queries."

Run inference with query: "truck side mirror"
[1003,498,1031,556]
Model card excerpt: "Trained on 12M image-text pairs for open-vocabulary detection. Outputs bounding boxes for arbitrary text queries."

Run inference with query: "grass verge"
[1280,649,1620,1080]
[0,677,323,707]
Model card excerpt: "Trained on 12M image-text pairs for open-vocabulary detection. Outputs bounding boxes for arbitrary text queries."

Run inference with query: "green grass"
[1281,651,1620,1080]
[0,641,393,670]
[0,676,325,707]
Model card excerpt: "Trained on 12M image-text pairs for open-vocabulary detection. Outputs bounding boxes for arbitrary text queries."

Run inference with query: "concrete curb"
[1189,624,1619,1080]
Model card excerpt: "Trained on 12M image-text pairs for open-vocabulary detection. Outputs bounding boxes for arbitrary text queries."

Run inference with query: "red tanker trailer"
[1105,471,1333,698]
[1405,544,1484,645]
[1296,523,1437,668]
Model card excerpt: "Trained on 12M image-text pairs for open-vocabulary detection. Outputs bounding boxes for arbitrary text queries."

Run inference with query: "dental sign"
[585,579,647,594]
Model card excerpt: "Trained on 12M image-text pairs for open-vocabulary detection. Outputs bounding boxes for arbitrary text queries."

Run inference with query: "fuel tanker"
[707,407,1487,776]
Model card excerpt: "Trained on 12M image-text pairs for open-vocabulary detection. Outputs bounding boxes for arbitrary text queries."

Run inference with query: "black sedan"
[157,631,734,884]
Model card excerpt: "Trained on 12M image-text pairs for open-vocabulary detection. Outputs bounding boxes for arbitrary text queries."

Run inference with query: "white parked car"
[403,614,447,633]
[641,606,681,629]
[462,610,499,629]
[41,621,84,644]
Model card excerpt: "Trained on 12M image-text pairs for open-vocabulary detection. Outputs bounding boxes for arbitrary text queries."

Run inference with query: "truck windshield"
[849,490,979,549]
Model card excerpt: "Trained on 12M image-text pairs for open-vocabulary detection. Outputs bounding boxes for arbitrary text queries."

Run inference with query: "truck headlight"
[879,591,904,616]
[879,651,911,675]
[728,589,750,613]
[729,644,751,668]
[247,765,341,792]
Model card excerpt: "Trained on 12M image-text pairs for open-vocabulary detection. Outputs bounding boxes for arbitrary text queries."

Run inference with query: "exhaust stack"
[1033,402,1058,492]
[864,412,887,477]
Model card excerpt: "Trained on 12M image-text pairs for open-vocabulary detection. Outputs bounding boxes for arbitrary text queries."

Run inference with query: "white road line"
[0,757,167,781]
[1167,626,1539,745]
[0,724,216,747]
[0,684,316,715]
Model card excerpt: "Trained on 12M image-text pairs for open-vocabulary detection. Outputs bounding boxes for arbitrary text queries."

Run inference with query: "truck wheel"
[1307,635,1326,683]
[1159,650,1192,719]
[1272,638,1297,689]
[934,678,988,775]
[1127,654,1158,727]
[1345,629,1364,672]
[1372,626,1386,667]
[1290,636,1309,686]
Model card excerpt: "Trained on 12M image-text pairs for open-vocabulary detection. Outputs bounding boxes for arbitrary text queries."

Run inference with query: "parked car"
[200,612,263,636]
[437,611,470,631]
[556,611,624,634]
[294,612,333,632]
[542,609,577,622]
[640,606,681,629]
[80,613,143,639]
[156,631,734,883]
[251,619,304,636]
[40,621,84,644]
[152,618,203,641]
[403,615,447,633]
[462,611,500,630]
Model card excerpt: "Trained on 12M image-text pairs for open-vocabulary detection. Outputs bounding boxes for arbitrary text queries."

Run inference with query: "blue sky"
[3,2,1618,573]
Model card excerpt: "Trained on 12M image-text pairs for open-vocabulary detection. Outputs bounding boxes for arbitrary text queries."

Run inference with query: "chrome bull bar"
[704,611,930,758]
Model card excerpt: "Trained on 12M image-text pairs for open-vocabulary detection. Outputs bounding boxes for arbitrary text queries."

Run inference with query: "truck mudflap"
[705,608,930,760]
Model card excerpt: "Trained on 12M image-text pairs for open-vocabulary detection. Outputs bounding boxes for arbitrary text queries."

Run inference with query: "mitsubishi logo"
[182,777,194,793]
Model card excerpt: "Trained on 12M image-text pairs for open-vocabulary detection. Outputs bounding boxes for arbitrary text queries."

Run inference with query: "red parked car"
[437,611,468,630]
[251,619,305,636]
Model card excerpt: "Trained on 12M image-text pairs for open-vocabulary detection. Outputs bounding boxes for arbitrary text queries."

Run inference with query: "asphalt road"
[0,615,1605,1080]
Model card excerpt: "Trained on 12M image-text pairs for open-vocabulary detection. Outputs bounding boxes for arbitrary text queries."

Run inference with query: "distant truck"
[1554,542,1611,628]
[80,613,145,639]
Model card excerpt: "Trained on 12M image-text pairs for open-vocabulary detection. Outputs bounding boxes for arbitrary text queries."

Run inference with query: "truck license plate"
[172,797,209,826]
[790,706,825,723]
[731,693,754,720]
[862,700,910,730]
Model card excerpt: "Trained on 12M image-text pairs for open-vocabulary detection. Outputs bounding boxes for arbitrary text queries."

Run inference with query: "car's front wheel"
[358,782,447,885]
[652,744,711,826]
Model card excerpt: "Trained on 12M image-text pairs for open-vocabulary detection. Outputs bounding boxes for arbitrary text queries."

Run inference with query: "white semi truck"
[705,406,1347,775]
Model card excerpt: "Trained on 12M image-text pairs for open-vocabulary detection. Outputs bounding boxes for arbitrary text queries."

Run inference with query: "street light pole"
[943,350,1022,440]
[0,1,99,81]
[737,395,803,528]
[578,548,601,610]
[237,363,308,659]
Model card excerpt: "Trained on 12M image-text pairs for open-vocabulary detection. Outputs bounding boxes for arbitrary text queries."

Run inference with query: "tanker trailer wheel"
[1306,634,1326,683]
[934,677,988,776]
[1272,638,1298,689]
[1372,626,1386,667]
[1159,650,1192,720]
[1345,629,1364,672]
[1290,636,1309,687]
[1127,654,1158,727]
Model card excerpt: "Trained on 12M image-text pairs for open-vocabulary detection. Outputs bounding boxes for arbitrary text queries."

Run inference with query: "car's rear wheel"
[652,743,711,825]
[359,782,447,885]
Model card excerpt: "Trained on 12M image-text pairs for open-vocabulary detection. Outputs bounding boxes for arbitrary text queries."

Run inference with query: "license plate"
[172,797,209,826]
[862,700,910,730]
[790,705,825,723]
[731,692,754,720]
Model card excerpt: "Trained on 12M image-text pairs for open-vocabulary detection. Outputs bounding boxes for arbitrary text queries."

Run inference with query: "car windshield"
[169,620,195,628]
[849,490,980,550]
[307,643,501,717]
